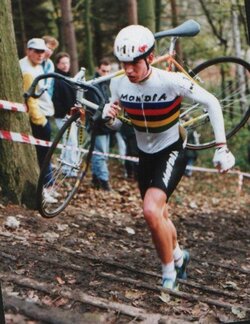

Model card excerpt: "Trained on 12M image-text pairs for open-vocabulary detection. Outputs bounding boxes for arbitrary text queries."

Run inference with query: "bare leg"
[143,187,177,264]
[163,205,177,249]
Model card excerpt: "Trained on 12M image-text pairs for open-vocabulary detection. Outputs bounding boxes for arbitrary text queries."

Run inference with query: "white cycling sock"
[173,243,183,268]
[162,260,176,281]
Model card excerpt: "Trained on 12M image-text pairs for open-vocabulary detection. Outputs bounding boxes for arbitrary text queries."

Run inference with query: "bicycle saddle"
[154,19,200,39]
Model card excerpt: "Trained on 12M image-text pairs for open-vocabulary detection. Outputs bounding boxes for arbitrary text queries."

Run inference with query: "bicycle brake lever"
[24,87,47,100]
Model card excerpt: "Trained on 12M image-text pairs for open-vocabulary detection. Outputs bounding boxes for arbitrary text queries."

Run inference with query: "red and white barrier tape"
[0,129,138,161]
[1,129,250,182]
[0,130,50,147]
[0,100,27,113]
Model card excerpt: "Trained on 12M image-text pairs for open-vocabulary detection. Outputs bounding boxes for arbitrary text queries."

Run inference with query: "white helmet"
[114,25,155,62]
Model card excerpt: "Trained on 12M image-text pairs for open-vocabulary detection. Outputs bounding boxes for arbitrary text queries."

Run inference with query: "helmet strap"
[144,58,150,70]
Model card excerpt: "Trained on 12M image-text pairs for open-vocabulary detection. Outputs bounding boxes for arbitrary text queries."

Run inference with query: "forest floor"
[0,162,250,324]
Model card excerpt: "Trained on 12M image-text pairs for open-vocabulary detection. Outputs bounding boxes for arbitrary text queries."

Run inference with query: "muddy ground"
[0,162,249,324]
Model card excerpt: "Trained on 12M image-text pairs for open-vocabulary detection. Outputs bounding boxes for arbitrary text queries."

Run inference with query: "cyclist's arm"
[22,73,47,126]
[176,73,226,144]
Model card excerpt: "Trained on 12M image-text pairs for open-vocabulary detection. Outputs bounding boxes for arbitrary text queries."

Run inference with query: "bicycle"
[25,19,250,218]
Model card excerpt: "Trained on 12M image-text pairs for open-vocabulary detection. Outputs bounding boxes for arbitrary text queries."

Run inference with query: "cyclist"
[102,25,235,290]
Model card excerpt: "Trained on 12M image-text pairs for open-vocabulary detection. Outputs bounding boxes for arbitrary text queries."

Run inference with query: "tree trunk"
[84,0,95,75]
[137,0,155,33]
[0,0,39,209]
[232,0,246,113]
[93,11,102,64]
[245,0,250,44]
[169,0,182,63]
[155,0,161,32]
[60,0,79,75]
[127,0,138,25]
[17,0,26,54]
[232,0,242,58]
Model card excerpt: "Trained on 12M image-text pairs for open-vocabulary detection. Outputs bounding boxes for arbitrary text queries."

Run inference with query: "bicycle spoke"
[182,57,250,150]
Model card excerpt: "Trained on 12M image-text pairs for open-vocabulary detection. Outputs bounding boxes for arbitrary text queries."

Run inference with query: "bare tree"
[128,0,138,25]
[198,0,228,53]
[138,0,155,32]
[155,0,161,32]
[0,0,39,208]
[169,0,182,62]
[60,0,79,74]
[244,0,250,44]
[84,0,95,75]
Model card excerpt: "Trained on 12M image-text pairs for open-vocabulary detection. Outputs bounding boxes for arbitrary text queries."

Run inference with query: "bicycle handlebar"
[24,72,106,116]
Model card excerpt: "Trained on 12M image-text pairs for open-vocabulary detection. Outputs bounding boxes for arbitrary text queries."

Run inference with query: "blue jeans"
[55,118,80,174]
[91,134,110,181]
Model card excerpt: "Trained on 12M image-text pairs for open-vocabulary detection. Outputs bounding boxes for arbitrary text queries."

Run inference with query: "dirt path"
[0,168,249,323]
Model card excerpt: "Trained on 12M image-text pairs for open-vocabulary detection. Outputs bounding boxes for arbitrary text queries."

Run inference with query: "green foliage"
[11,0,250,75]
[12,0,58,57]
[138,0,156,32]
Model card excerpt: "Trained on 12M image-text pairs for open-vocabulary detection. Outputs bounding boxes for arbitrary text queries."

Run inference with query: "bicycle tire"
[181,56,250,150]
[36,111,92,218]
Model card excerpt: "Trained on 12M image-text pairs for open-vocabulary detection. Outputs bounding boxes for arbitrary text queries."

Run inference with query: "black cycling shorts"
[138,137,188,202]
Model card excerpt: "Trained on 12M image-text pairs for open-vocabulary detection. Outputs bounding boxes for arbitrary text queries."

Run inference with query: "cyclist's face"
[121,55,153,83]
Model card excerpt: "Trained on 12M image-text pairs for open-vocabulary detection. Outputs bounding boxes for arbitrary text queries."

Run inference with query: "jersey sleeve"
[174,72,226,144]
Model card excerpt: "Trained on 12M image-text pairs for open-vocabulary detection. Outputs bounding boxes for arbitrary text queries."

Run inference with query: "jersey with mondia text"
[110,67,225,153]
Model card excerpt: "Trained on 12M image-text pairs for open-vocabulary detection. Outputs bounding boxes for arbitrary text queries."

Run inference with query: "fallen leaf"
[54,297,69,307]
[159,292,171,303]
[231,307,246,319]
[55,276,65,285]
[125,227,135,235]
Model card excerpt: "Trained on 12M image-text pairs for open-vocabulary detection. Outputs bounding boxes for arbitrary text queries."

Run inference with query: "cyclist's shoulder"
[151,67,185,86]
[159,69,194,89]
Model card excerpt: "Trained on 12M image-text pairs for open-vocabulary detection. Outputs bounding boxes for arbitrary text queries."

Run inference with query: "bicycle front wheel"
[36,112,91,218]
[181,56,250,150]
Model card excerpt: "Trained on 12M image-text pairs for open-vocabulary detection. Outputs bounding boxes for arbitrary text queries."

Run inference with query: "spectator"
[86,58,114,191]
[52,52,76,128]
[19,38,56,203]
[42,35,59,97]
[52,52,78,177]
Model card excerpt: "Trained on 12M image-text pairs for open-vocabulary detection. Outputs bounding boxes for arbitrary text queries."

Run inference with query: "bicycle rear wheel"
[181,56,250,150]
[37,112,91,218]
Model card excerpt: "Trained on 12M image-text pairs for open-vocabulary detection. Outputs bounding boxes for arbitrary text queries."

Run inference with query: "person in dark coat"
[52,52,78,177]
[52,52,76,127]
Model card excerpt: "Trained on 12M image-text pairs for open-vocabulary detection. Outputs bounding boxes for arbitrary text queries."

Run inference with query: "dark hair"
[98,57,111,68]
[55,52,70,64]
